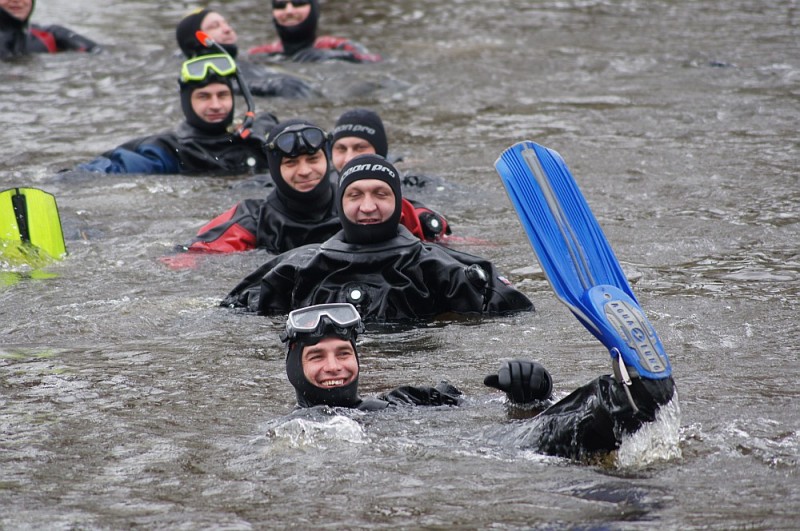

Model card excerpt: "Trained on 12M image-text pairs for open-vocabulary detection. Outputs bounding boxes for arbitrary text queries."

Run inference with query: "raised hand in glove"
[484,359,553,404]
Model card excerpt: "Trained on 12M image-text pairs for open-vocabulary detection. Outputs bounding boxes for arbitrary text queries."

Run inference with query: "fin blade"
[495,141,670,379]
[0,188,23,242]
[0,187,67,260]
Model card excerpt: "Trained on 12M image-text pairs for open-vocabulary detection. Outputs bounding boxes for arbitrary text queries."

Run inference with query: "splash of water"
[616,390,683,469]
[268,415,368,447]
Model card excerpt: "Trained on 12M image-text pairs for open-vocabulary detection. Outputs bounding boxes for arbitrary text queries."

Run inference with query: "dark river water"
[2,0,798,529]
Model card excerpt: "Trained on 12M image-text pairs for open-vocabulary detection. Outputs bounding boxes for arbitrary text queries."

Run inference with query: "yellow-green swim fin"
[0,187,67,260]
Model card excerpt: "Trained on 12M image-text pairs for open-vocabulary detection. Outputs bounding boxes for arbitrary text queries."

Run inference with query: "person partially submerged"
[181,115,450,253]
[1,0,100,59]
[278,303,677,462]
[221,155,534,321]
[75,54,278,175]
[176,7,315,99]
[329,108,451,242]
[282,303,464,410]
[248,0,381,63]
[182,118,341,253]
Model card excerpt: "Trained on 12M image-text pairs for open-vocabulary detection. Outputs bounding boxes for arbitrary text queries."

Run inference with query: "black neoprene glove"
[484,359,553,404]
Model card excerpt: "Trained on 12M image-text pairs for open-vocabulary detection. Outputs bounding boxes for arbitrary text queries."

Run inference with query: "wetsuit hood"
[273,0,319,56]
[332,108,388,158]
[0,8,26,29]
[0,10,23,58]
[176,8,239,58]
[337,154,402,245]
[0,0,33,27]
[179,74,235,135]
[0,1,32,58]
[285,328,361,408]
[266,118,334,214]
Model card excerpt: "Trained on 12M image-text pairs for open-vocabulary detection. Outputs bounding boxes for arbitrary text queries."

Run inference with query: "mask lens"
[274,132,299,156]
[301,128,325,150]
[284,303,362,342]
[321,305,360,327]
[181,54,236,82]
[210,55,235,72]
[268,126,329,157]
[293,311,322,330]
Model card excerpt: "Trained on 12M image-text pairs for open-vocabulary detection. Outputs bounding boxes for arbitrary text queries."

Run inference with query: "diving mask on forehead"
[281,303,364,343]
[267,124,330,158]
[180,53,237,83]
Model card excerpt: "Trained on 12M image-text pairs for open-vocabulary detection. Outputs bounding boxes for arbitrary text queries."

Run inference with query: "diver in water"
[1,0,100,59]
[181,118,342,254]
[221,155,533,321]
[279,303,676,461]
[281,303,465,410]
[329,108,451,242]
[75,54,278,175]
[182,113,451,254]
[176,8,315,99]
[248,0,381,63]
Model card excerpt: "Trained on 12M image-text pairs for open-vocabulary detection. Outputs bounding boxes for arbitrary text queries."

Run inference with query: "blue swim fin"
[495,141,670,380]
[0,187,67,260]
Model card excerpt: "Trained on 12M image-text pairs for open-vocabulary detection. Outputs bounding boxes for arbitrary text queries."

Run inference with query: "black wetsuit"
[235,59,315,99]
[222,226,534,321]
[281,365,676,461]
[77,112,278,175]
[187,181,342,254]
[491,374,677,461]
[286,382,464,416]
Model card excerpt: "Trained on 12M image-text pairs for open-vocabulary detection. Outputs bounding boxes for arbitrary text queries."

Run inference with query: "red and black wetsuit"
[248,36,381,63]
[185,190,450,254]
[247,0,380,63]
[1,7,99,59]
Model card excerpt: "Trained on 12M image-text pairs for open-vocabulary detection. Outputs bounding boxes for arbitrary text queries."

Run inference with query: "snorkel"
[195,30,255,139]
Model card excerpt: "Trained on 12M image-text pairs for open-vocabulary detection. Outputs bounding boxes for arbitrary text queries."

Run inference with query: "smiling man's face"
[301,337,358,389]
[341,179,395,225]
